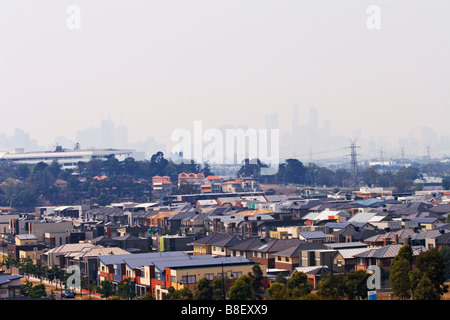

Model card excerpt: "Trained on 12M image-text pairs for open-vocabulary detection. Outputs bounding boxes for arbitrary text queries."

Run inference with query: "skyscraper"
[101,117,115,148]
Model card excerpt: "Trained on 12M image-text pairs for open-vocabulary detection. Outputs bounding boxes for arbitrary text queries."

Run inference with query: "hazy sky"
[0,0,449,149]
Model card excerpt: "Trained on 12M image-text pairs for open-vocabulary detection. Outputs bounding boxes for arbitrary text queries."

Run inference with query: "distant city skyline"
[0,0,449,163]
[1,106,450,164]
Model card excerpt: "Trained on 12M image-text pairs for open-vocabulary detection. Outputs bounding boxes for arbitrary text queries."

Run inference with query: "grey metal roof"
[324,222,368,229]
[124,254,215,269]
[298,231,327,239]
[152,256,252,272]
[0,274,22,285]
[192,233,246,247]
[98,251,185,265]
[325,242,368,249]
[353,244,426,259]
[295,265,337,275]
[274,242,327,257]
[15,234,38,240]
[410,229,445,241]
[347,211,379,223]
[336,248,372,259]
[410,217,440,223]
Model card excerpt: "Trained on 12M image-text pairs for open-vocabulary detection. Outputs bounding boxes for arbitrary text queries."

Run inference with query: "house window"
[285,257,289,262]
[358,258,364,266]
[205,273,214,281]
[277,256,282,261]
[337,259,342,267]
[171,276,176,283]
[232,272,242,278]
[182,275,196,284]
[221,247,225,253]
[428,244,434,249]
[213,246,216,251]
[253,252,258,257]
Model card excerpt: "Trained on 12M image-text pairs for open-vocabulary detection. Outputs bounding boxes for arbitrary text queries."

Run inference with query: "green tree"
[267,282,288,300]
[98,280,115,298]
[390,257,412,300]
[140,293,156,300]
[117,278,136,300]
[18,257,35,279]
[227,275,253,300]
[317,273,346,300]
[237,158,267,180]
[344,270,369,300]
[196,277,213,300]
[29,283,47,299]
[46,160,62,178]
[439,246,450,281]
[393,166,421,193]
[212,276,229,300]
[21,281,33,297]
[413,274,441,300]
[413,248,448,297]
[275,272,287,284]
[395,244,413,266]
[442,176,450,190]
[165,286,193,300]
[1,178,36,208]
[249,264,264,299]
[286,271,313,299]
[46,265,63,283]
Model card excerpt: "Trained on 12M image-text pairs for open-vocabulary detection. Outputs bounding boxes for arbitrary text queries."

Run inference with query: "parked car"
[62,290,75,298]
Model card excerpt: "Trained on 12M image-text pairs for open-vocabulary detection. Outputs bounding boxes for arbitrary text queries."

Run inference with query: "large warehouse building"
[0,145,135,169]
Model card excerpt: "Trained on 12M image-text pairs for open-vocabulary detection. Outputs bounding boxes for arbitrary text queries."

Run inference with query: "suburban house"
[298,231,327,243]
[272,242,327,271]
[432,232,450,250]
[409,217,444,231]
[44,243,127,272]
[97,251,265,299]
[302,210,350,225]
[229,238,316,269]
[294,266,337,289]
[152,176,173,197]
[0,274,23,299]
[353,244,427,270]
[363,229,417,247]
[409,229,447,249]
[7,234,46,262]
[68,246,130,283]
[112,234,150,253]
[331,247,372,273]
[84,207,128,225]
[192,233,246,256]
[23,219,74,242]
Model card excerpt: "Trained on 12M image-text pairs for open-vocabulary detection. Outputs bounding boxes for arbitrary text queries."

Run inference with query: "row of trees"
[163,264,265,300]
[0,152,211,209]
[266,270,370,300]
[237,157,450,192]
[390,246,448,300]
